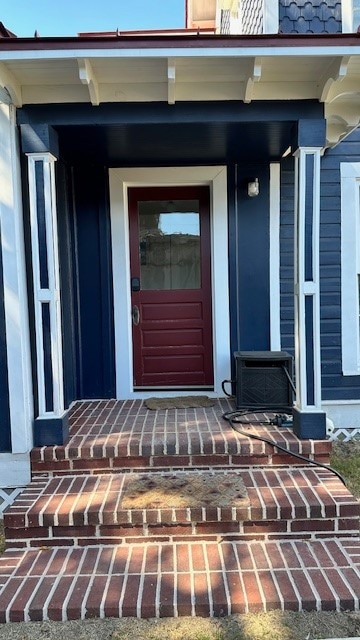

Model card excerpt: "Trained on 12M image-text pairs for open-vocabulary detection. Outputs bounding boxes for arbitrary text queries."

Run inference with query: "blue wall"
[229,164,271,355]
[279,128,360,401]
[320,128,360,400]
[0,224,11,452]
[69,165,115,400]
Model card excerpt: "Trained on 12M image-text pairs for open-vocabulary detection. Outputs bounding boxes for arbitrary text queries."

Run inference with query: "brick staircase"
[1,399,360,622]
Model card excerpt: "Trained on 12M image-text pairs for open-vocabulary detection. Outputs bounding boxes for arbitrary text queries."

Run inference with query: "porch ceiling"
[1,34,360,146]
[58,120,294,164]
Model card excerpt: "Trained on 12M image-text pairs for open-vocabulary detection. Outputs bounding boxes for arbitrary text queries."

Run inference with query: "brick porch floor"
[1,399,360,622]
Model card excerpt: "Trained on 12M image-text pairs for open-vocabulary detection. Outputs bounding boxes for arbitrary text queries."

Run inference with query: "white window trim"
[109,166,231,399]
[263,0,279,34]
[341,162,360,375]
[342,0,356,32]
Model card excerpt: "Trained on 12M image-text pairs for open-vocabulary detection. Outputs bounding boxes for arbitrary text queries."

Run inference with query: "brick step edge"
[5,516,360,549]
[30,452,332,476]
[0,538,360,622]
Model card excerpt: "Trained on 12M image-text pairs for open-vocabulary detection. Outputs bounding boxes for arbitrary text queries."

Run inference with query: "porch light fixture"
[248,178,259,198]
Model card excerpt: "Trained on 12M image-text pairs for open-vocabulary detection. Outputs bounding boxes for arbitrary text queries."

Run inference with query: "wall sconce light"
[248,178,259,198]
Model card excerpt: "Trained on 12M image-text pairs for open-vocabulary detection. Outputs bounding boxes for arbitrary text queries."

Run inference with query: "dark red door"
[129,186,213,388]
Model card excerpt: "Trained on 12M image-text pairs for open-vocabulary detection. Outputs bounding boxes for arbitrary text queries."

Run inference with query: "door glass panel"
[138,199,201,290]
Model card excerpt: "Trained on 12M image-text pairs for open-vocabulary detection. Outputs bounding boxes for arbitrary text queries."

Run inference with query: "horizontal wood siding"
[320,128,360,400]
[279,129,360,401]
[280,160,295,358]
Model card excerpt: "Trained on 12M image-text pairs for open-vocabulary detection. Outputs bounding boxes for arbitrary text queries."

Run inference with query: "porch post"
[24,131,68,445]
[0,102,33,486]
[292,119,326,439]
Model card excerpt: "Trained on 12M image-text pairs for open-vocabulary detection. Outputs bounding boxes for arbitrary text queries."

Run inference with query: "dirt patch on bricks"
[144,396,216,410]
[121,472,248,509]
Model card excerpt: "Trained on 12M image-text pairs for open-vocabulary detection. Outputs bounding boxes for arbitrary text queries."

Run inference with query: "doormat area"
[144,395,216,410]
[121,472,249,509]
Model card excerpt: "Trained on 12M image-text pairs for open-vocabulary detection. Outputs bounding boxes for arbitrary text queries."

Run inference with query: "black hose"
[223,409,347,487]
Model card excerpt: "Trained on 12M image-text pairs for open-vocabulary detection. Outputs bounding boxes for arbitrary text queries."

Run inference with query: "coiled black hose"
[222,408,347,487]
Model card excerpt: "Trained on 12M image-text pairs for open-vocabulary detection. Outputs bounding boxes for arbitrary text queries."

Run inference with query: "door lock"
[132,305,140,326]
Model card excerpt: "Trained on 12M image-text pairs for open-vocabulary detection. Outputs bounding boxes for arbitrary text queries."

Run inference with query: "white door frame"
[109,166,231,399]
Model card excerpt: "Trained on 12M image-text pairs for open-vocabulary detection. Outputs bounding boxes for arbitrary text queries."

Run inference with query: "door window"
[138,199,201,290]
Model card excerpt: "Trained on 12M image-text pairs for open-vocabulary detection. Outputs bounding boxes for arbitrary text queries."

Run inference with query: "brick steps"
[1,538,360,622]
[4,467,359,549]
[30,437,332,477]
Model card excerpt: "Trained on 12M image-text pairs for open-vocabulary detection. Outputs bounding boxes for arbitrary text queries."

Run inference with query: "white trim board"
[340,162,360,375]
[109,166,231,399]
[1,45,360,62]
[0,453,30,488]
[0,103,33,459]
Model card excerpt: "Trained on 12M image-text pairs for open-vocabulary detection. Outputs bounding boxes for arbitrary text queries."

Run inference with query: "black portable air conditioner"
[234,351,294,411]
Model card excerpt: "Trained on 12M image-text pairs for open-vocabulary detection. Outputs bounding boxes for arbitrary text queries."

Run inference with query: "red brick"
[159,573,175,617]
[243,572,265,613]
[337,518,360,531]
[290,570,318,611]
[66,575,92,620]
[103,575,124,617]
[193,573,210,616]
[28,576,58,621]
[190,544,206,571]
[291,519,335,533]
[226,571,246,613]
[243,521,288,535]
[121,574,141,617]
[257,571,281,611]
[141,574,159,617]
[47,576,75,621]
[176,572,193,616]
[160,545,175,574]
[113,456,150,468]
[52,525,96,538]
[85,575,108,618]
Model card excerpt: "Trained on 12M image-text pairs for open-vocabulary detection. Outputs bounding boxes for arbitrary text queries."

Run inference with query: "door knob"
[132,305,140,326]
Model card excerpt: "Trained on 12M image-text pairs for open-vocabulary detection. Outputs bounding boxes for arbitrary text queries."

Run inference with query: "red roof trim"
[0,32,359,50]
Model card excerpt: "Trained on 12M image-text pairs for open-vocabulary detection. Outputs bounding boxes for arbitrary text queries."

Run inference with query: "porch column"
[25,134,68,445]
[292,119,326,439]
[0,102,33,486]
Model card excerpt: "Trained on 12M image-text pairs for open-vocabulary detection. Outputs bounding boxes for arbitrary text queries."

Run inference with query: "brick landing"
[31,399,332,476]
[0,539,360,622]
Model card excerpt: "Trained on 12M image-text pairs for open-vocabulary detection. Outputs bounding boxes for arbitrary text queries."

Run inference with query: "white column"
[0,102,32,485]
[293,147,325,428]
[27,153,64,419]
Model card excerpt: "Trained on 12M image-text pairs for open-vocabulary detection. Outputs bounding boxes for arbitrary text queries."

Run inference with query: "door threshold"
[134,386,214,392]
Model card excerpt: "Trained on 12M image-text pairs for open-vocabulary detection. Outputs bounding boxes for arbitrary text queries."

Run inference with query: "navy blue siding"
[70,165,115,400]
[280,160,295,357]
[56,161,77,408]
[279,128,360,402]
[229,164,271,356]
[0,223,11,452]
[320,128,360,400]
[279,0,341,33]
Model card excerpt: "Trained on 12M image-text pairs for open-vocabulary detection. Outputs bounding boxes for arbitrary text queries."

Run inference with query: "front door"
[128,186,213,388]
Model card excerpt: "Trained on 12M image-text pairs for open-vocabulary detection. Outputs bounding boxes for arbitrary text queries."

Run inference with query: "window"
[340,162,360,375]
[342,0,360,32]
